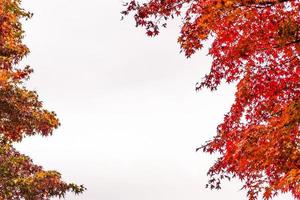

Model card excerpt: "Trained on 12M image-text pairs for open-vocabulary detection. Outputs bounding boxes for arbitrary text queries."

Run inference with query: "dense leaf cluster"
[0,0,85,199]
[124,0,300,199]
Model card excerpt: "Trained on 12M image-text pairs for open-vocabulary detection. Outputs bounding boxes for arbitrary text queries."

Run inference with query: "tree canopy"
[123,0,300,199]
[0,0,84,199]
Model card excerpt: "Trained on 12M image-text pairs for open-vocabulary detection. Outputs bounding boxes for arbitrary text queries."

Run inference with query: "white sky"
[15,0,292,199]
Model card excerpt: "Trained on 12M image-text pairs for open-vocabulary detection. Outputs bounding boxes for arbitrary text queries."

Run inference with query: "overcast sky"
[14,0,292,199]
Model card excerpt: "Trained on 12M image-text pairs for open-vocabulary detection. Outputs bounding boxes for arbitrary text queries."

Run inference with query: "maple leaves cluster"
[0,0,84,199]
[124,0,300,199]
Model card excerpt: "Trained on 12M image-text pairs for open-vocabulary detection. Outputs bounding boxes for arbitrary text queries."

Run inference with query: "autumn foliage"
[123,0,300,199]
[0,0,84,199]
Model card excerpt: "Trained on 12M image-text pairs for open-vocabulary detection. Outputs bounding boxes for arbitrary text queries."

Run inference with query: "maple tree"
[123,0,300,199]
[0,0,85,199]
